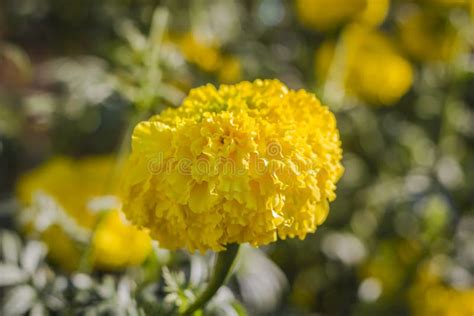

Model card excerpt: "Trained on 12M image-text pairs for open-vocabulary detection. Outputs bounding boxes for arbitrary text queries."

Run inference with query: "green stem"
[182,244,240,315]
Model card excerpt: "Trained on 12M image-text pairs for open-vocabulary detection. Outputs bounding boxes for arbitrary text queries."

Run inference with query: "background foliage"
[1,0,473,315]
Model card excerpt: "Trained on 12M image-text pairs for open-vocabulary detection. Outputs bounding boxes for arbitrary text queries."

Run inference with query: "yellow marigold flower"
[17,156,152,271]
[295,0,389,31]
[120,79,344,252]
[409,262,474,316]
[315,24,413,105]
[397,7,463,62]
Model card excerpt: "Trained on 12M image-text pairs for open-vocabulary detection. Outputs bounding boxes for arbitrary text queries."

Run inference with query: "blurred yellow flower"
[315,24,413,105]
[295,0,389,31]
[218,56,242,84]
[92,211,152,270]
[177,33,223,73]
[397,7,463,62]
[410,262,474,316]
[17,156,152,271]
[41,225,82,272]
[355,0,390,26]
[170,32,242,83]
[120,79,343,252]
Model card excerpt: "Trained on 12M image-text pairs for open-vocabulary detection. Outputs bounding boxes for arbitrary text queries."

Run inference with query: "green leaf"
[1,231,22,264]
[0,264,28,286]
[21,241,46,274]
[117,20,147,53]
[2,285,36,315]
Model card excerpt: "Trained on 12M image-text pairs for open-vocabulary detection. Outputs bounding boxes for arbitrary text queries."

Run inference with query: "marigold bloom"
[120,79,343,252]
[17,156,152,271]
[315,25,413,105]
[295,0,389,31]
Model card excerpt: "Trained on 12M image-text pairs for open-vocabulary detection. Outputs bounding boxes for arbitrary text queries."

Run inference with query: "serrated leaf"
[117,277,132,307]
[72,273,94,290]
[21,241,46,274]
[162,267,178,292]
[53,275,68,290]
[45,292,66,311]
[148,7,169,64]
[1,230,21,264]
[0,264,28,286]
[29,302,46,316]
[97,275,116,298]
[31,267,48,290]
[2,285,36,315]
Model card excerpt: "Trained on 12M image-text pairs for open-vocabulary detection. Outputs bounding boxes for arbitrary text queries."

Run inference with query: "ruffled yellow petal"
[121,79,344,252]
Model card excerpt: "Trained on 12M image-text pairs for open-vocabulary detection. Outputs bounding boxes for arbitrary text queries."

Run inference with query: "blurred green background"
[0,0,473,315]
